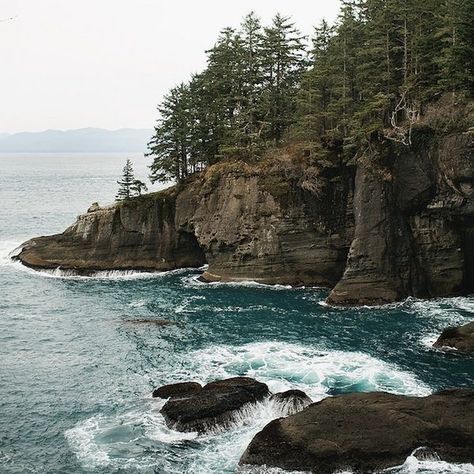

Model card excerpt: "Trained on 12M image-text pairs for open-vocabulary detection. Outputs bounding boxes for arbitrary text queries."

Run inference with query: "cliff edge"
[15,101,474,305]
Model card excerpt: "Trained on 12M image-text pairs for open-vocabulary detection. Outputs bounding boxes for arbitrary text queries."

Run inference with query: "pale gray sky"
[0,0,341,133]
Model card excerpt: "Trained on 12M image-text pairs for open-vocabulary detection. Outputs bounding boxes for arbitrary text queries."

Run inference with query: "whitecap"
[181,274,297,291]
[0,239,24,266]
[385,448,474,473]
[64,416,111,468]
[175,341,431,400]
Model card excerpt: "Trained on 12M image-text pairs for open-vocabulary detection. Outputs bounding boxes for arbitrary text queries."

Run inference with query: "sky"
[0,0,341,134]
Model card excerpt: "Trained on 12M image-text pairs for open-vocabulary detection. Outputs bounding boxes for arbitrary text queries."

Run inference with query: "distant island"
[0,128,153,152]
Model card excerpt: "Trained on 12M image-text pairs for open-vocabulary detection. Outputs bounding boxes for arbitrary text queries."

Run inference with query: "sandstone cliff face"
[327,131,474,305]
[17,156,354,287]
[15,117,474,305]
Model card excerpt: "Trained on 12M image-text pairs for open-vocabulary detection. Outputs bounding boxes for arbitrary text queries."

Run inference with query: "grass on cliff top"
[115,181,179,208]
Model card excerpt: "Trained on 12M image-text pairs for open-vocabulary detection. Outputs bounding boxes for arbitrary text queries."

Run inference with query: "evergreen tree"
[260,14,307,144]
[131,179,148,196]
[148,83,194,183]
[296,20,335,142]
[147,5,473,180]
[233,12,265,159]
[116,159,135,201]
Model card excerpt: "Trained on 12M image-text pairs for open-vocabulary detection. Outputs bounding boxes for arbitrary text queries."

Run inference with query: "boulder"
[269,389,313,415]
[161,377,269,433]
[433,321,474,353]
[240,389,474,473]
[153,382,202,399]
[87,202,100,213]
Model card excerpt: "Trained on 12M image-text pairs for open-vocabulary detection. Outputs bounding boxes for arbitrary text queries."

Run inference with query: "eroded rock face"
[14,121,474,304]
[16,157,353,287]
[434,321,474,353]
[327,131,474,305]
[240,389,474,473]
[160,377,269,433]
[16,191,206,274]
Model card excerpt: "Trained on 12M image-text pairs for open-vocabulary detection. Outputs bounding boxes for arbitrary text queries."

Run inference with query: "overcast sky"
[0,0,341,134]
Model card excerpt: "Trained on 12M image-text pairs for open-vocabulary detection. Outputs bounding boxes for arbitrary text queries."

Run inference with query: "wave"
[182,274,305,291]
[386,448,474,473]
[0,239,197,280]
[66,401,474,474]
[66,341,474,473]
[0,239,23,265]
[175,341,432,399]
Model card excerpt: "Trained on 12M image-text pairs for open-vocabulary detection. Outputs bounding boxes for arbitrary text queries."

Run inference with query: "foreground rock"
[240,389,474,473]
[153,382,202,399]
[434,321,474,353]
[161,377,269,433]
[270,389,313,415]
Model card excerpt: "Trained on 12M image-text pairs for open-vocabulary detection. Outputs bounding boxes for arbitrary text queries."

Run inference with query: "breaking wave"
[66,341,436,473]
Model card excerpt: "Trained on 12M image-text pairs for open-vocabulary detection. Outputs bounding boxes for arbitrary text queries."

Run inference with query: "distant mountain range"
[0,128,154,152]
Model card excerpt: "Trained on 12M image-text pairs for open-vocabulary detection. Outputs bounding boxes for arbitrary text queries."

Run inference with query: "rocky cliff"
[15,101,474,305]
[16,155,353,286]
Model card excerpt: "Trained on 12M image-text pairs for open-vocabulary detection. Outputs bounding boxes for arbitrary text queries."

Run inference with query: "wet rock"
[161,377,269,433]
[433,321,474,353]
[125,318,174,326]
[153,382,202,399]
[269,389,312,415]
[240,389,474,473]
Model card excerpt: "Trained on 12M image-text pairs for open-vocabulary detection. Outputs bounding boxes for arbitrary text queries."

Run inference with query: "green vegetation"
[148,1,473,183]
[116,159,148,201]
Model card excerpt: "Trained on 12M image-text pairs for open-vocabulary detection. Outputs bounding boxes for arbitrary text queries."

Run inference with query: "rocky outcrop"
[15,189,206,274]
[434,321,474,353]
[240,389,474,473]
[16,156,353,287]
[160,377,269,433]
[327,129,474,305]
[269,389,313,415]
[14,101,474,305]
[152,382,202,399]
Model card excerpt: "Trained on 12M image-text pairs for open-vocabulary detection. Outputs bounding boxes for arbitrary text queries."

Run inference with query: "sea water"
[0,154,473,474]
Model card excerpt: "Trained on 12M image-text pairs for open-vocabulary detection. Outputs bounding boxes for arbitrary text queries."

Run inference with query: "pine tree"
[260,14,307,144]
[148,83,194,183]
[297,20,335,142]
[116,159,135,201]
[147,5,472,180]
[234,12,265,159]
[131,179,148,196]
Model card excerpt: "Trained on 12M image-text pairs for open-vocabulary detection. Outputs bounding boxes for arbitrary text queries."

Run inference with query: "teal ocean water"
[1,154,473,474]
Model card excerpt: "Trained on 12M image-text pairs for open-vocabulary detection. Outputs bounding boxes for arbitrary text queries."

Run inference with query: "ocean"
[0,153,473,474]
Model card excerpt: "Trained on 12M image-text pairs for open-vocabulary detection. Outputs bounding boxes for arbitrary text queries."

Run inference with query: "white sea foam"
[0,239,197,280]
[64,416,111,467]
[385,448,474,473]
[66,341,474,473]
[182,274,296,291]
[175,341,432,399]
[0,239,24,266]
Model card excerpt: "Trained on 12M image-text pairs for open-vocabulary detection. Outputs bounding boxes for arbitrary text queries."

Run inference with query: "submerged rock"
[160,377,269,433]
[153,382,202,399]
[125,318,174,326]
[240,389,474,473]
[269,389,312,415]
[433,321,474,353]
